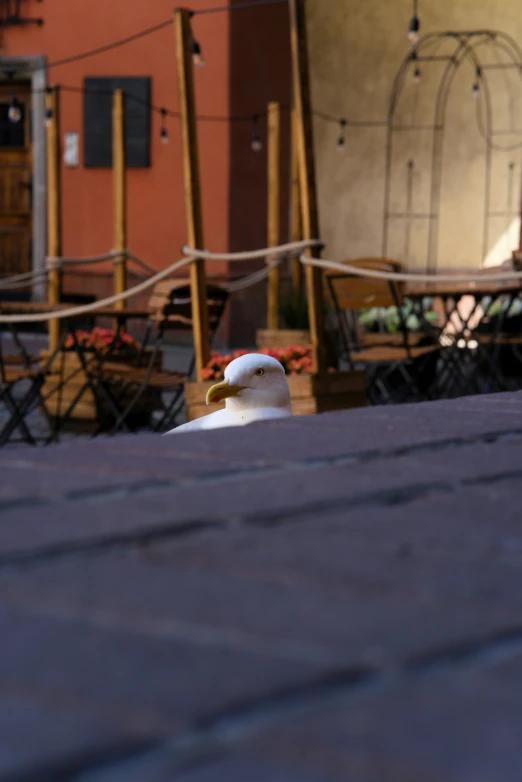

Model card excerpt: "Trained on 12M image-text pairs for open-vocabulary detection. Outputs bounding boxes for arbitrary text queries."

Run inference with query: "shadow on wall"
[308,0,522,271]
[227,0,292,347]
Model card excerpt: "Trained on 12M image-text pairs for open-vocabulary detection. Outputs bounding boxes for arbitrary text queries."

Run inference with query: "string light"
[408,0,420,46]
[32,82,392,133]
[472,67,481,98]
[336,119,346,153]
[410,49,421,83]
[7,95,21,123]
[192,39,205,68]
[159,108,169,144]
[4,68,21,123]
[251,114,262,151]
[45,86,54,127]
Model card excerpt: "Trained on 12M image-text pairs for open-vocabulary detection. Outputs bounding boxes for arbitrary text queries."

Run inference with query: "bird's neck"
[226,395,291,414]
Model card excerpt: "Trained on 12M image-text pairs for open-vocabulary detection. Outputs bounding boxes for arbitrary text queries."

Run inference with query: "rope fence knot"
[45,257,62,271]
[111,249,129,265]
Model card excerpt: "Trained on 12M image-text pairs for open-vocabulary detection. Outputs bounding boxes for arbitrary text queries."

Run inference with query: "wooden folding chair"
[0,333,54,446]
[97,278,229,434]
[326,258,440,404]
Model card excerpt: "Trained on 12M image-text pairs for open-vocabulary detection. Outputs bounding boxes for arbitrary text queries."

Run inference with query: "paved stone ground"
[1,391,522,781]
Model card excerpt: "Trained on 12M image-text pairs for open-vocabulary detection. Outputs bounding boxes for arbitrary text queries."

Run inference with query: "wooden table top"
[0,301,71,314]
[404,280,522,297]
[0,302,153,319]
[90,308,153,319]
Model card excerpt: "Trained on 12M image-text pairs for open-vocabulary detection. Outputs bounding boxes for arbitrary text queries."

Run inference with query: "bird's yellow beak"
[206,379,247,405]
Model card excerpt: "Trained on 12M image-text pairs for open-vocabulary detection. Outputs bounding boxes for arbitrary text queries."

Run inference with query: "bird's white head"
[206,353,291,413]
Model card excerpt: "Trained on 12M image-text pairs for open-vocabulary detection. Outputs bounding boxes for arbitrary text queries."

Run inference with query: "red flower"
[63,328,138,353]
[203,344,317,379]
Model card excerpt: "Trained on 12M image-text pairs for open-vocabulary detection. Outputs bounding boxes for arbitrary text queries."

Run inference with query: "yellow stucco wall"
[308,0,522,270]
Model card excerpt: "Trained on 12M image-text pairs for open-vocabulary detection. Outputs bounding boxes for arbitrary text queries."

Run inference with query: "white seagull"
[165,353,292,434]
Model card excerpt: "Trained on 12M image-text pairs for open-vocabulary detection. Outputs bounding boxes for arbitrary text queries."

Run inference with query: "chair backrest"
[147,278,229,334]
[326,258,404,311]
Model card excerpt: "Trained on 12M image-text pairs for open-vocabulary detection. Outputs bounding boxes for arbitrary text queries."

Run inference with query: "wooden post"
[288,0,326,374]
[174,8,210,380]
[290,104,303,301]
[112,89,127,327]
[45,85,62,353]
[267,101,281,330]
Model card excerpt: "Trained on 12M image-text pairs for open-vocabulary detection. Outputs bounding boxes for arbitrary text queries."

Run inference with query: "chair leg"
[153,386,185,432]
[0,379,43,446]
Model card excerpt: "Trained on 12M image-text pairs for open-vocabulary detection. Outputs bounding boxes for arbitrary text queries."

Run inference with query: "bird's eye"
[255,367,265,376]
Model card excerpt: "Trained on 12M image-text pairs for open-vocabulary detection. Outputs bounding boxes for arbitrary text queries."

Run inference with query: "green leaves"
[358,299,438,333]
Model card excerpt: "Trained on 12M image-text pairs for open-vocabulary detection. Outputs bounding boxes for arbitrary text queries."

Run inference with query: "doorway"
[0,81,32,277]
[0,57,46,299]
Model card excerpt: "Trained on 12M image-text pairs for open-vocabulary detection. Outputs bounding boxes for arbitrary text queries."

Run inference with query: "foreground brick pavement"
[1,391,522,781]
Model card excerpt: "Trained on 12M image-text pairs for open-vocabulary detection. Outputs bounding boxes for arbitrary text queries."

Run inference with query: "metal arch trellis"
[382,30,522,273]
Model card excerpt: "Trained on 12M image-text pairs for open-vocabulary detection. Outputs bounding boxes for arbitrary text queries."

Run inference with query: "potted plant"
[40,328,161,424]
[257,292,310,349]
[185,344,367,421]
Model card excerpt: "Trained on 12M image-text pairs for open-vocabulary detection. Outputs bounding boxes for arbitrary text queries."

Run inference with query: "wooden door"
[0,82,32,278]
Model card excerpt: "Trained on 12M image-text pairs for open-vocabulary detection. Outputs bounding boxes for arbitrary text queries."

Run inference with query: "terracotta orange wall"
[3,0,231,280]
[2,0,292,344]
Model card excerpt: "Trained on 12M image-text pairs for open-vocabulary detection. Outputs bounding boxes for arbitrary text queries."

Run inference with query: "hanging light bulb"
[472,67,481,99]
[251,115,262,152]
[336,119,346,153]
[408,0,420,45]
[192,39,205,68]
[409,49,421,83]
[159,108,169,144]
[7,95,21,123]
[45,86,53,128]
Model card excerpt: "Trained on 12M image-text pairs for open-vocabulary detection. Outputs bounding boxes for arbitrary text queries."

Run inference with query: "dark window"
[83,77,151,168]
[0,102,25,147]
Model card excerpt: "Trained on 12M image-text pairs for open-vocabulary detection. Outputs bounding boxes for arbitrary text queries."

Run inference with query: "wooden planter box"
[256,328,310,349]
[185,370,367,422]
[39,349,163,422]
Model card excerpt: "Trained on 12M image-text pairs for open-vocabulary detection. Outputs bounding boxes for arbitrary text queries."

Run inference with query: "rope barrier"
[0,269,48,290]
[0,279,46,292]
[2,237,522,325]
[0,256,196,323]
[181,239,324,261]
[45,250,123,269]
[225,259,280,292]
[299,254,522,284]
[0,240,317,295]
[125,253,158,276]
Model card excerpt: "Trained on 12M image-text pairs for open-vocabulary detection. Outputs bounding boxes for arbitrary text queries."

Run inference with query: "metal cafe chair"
[0,328,55,446]
[326,258,441,405]
[93,279,229,435]
[475,293,522,393]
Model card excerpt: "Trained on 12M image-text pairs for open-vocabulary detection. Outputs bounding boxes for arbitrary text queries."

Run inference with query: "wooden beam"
[267,101,281,330]
[45,85,62,353]
[290,104,303,301]
[288,0,326,373]
[174,8,210,380]
[112,89,127,327]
